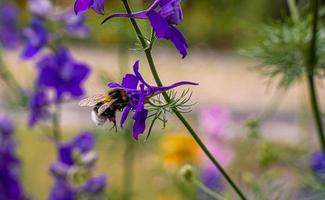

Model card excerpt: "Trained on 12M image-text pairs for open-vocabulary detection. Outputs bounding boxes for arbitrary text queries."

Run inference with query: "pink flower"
[199,105,232,141]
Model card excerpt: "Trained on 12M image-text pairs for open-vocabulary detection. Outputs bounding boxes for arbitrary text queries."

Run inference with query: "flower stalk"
[306,0,325,153]
[120,0,247,199]
[0,51,26,105]
[52,103,62,142]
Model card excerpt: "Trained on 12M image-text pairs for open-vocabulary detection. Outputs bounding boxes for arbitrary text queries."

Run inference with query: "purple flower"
[80,175,107,194]
[28,89,49,127]
[58,132,95,166]
[74,0,104,15]
[61,11,90,38]
[108,60,197,139]
[102,0,188,58]
[0,3,20,50]
[28,0,53,18]
[49,181,75,200]
[49,132,107,199]
[0,116,15,137]
[37,47,90,101]
[21,19,49,59]
[200,166,223,200]
[310,151,325,182]
[0,116,27,200]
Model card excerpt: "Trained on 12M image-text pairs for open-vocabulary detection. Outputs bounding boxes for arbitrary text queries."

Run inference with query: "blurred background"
[1,0,325,199]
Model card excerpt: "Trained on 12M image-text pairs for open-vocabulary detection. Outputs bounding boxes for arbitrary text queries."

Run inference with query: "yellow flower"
[160,133,200,166]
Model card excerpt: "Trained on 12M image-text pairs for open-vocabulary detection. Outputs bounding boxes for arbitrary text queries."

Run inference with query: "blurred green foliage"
[16,0,288,49]
[92,0,286,48]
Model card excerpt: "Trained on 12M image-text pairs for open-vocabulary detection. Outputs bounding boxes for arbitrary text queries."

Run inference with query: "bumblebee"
[79,89,129,128]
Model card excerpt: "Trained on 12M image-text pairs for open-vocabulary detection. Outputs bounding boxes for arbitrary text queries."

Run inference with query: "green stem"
[52,103,62,142]
[0,50,26,105]
[306,0,325,153]
[287,0,299,22]
[193,179,225,200]
[120,0,247,199]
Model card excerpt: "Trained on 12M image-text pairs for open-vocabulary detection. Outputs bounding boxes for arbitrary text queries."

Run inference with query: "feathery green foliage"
[242,6,325,87]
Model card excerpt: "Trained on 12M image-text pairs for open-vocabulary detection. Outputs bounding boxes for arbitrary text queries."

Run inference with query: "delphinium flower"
[49,132,107,200]
[0,116,28,200]
[21,19,49,59]
[310,151,325,182]
[79,60,197,140]
[22,0,90,60]
[28,89,50,127]
[0,3,20,50]
[60,11,89,38]
[24,0,91,128]
[74,0,105,15]
[37,46,90,101]
[102,0,188,58]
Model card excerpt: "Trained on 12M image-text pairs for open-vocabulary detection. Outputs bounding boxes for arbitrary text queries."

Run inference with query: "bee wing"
[79,94,106,107]
[97,99,117,116]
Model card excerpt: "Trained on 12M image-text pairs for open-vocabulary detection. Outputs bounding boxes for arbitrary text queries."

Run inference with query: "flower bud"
[179,164,194,182]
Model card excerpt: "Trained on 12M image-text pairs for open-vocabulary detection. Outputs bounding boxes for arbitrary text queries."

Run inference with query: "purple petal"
[49,181,75,200]
[0,116,15,137]
[132,60,151,88]
[151,81,198,96]
[132,84,147,140]
[120,106,131,128]
[71,63,91,83]
[74,0,94,14]
[62,11,89,38]
[80,175,107,194]
[69,85,84,97]
[158,0,183,25]
[108,82,122,88]
[132,109,148,140]
[147,10,171,38]
[49,163,69,180]
[147,10,188,58]
[73,132,95,153]
[121,74,139,89]
[21,19,49,60]
[58,143,74,165]
[91,0,105,15]
[136,84,145,112]
[169,26,188,58]
[28,89,49,127]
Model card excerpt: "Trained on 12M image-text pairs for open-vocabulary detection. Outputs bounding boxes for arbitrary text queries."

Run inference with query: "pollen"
[103,94,112,102]
[120,90,128,101]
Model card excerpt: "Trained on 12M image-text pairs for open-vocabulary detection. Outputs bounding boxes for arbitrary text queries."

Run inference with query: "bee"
[79,89,129,129]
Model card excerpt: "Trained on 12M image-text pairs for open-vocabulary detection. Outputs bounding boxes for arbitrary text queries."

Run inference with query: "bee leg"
[109,120,117,132]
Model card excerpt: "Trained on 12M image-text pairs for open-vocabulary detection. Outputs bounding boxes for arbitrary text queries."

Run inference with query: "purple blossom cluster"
[49,132,107,200]
[22,0,91,127]
[0,116,28,200]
